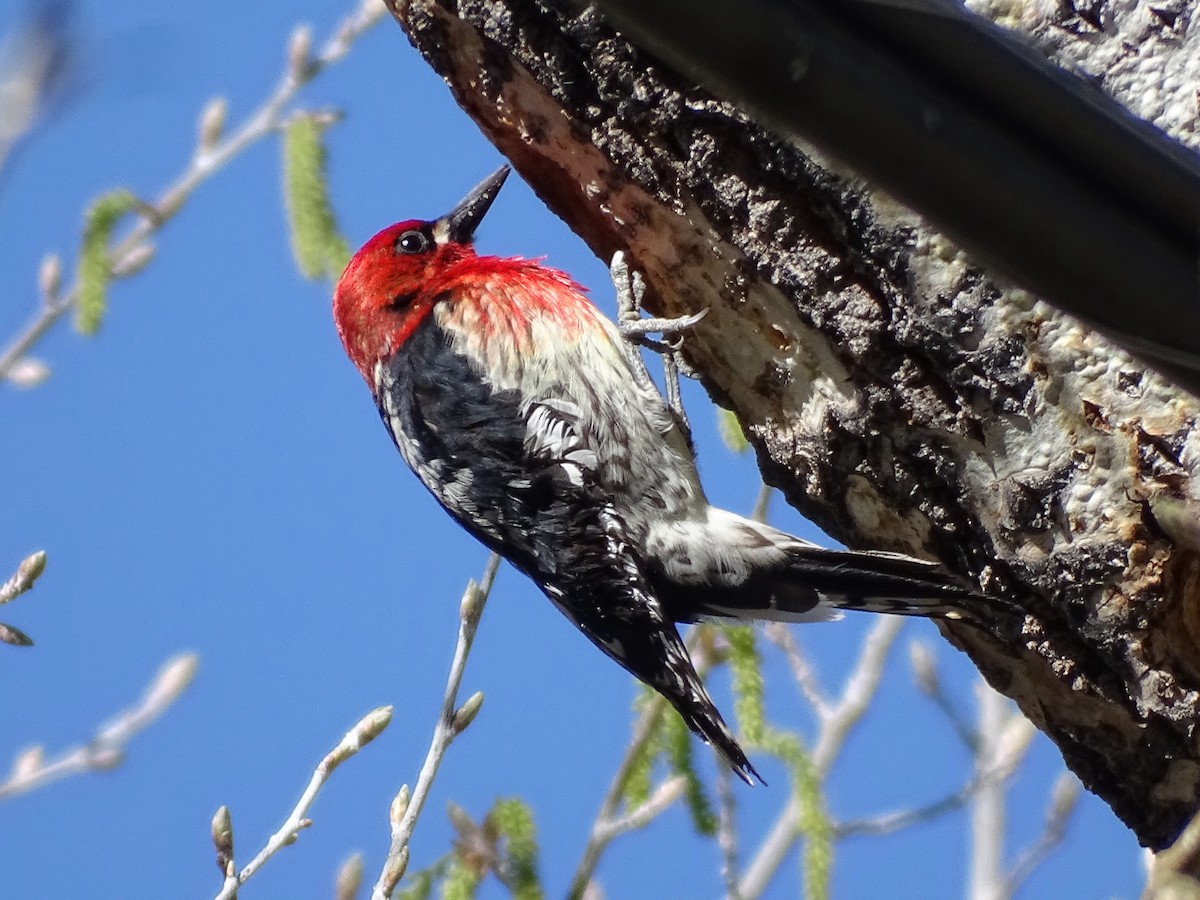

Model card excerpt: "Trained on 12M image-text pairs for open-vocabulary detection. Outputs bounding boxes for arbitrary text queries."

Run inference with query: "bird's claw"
[618,308,709,340]
[610,251,706,425]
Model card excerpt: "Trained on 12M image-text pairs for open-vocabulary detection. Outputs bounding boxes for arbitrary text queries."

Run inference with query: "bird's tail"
[658,513,989,625]
[778,545,984,618]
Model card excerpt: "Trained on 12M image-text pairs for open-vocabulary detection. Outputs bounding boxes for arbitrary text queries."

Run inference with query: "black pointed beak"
[442,165,510,244]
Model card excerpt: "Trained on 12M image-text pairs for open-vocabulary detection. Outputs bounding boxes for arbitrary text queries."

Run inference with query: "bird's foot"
[610,251,708,425]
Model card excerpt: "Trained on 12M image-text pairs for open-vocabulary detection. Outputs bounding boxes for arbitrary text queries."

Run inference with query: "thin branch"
[566,695,670,900]
[716,765,744,900]
[829,689,1034,843]
[749,483,773,525]
[590,776,687,844]
[213,705,394,900]
[763,623,829,719]
[371,553,501,900]
[909,638,980,753]
[0,0,386,384]
[970,682,1010,900]
[836,786,981,839]
[0,652,197,800]
[1001,773,1079,898]
[834,755,1023,838]
[812,617,904,773]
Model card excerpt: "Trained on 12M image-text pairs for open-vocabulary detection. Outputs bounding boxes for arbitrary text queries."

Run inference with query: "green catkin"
[717,407,750,454]
[621,684,664,809]
[438,856,480,900]
[664,711,718,835]
[724,624,831,898]
[283,115,350,280]
[724,625,766,745]
[765,729,832,900]
[76,189,137,335]
[490,798,543,900]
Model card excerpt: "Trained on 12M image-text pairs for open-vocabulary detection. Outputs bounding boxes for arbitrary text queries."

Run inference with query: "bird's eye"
[395,230,430,254]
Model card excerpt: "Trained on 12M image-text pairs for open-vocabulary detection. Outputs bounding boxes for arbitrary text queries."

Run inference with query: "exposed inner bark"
[385,0,1200,849]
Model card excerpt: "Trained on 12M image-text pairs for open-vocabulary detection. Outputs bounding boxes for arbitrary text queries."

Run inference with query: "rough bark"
[383,0,1200,849]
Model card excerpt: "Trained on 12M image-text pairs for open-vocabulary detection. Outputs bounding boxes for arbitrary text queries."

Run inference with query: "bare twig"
[970,683,1010,900]
[763,624,829,719]
[827,681,1036,894]
[213,705,393,900]
[811,618,904,773]
[0,652,197,799]
[334,852,366,900]
[566,695,670,900]
[835,781,984,838]
[0,549,46,646]
[749,483,773,525]
[1002,772,1079,897]
[0,0,386,384]
[591,776,688,844]
[833,735,1034,839]
[909,638,980,753]
[716,765,744,900]
[371,553,501,900]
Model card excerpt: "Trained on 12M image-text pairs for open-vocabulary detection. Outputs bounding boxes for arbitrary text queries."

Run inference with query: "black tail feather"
[657,547,992,625]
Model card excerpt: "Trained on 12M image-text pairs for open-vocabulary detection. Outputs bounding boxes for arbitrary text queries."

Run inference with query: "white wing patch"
[523,399,598,485]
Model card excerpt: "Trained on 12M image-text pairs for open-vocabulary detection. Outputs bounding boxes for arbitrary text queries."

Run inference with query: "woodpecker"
[333,166,985,784]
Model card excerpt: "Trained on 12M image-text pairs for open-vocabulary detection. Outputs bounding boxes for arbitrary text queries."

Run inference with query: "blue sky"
[0,0,1143,897]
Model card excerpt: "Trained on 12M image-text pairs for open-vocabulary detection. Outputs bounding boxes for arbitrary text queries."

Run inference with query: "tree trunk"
[383,0,1200,850]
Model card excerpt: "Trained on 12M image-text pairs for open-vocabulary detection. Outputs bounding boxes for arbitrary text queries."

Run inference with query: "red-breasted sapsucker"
[333,166,983,784]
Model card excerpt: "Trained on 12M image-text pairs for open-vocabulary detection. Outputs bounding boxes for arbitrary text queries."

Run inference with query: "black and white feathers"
[365,264,983,784]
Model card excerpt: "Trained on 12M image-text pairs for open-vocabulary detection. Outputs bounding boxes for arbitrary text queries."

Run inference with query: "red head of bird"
[333,166,512,384]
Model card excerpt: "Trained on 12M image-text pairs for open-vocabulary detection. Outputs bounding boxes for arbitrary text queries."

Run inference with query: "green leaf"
[283,114,350,281]
[76,189,137,335]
